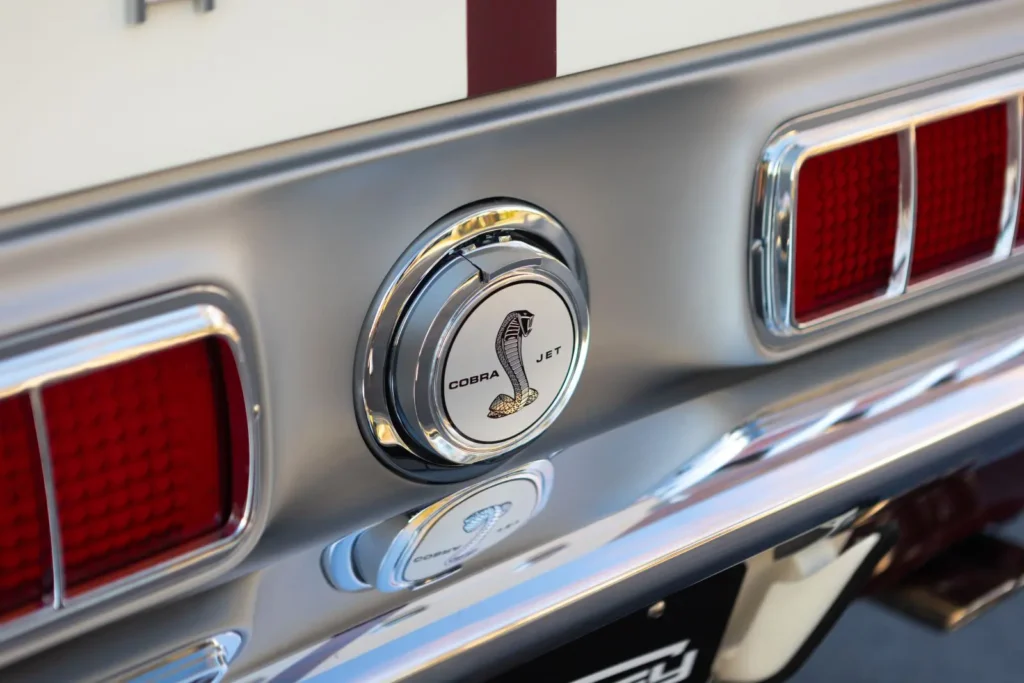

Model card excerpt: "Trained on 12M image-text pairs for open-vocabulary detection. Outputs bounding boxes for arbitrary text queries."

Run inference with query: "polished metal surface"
[358,202,589,473]
[119,630,242,683]
[0,290,263,651]
[325,460,554,593]
[238,314,1024,682]
[886,127,917,297]
[753,59,1024,347]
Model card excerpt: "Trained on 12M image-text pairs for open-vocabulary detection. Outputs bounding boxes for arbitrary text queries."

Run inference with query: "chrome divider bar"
[995,95,1022,259]
[887,126,917,296]
[29,387,64,610]
[285,323,1024,683]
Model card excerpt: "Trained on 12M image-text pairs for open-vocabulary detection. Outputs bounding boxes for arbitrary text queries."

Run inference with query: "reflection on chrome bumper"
[244,321,1024,683]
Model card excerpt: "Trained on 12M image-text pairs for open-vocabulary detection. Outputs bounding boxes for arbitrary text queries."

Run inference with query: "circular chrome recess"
[356,201,589,480]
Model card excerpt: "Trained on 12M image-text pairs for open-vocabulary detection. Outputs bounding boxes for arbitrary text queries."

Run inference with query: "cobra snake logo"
[488,310,538,419]
[445,502,513,566]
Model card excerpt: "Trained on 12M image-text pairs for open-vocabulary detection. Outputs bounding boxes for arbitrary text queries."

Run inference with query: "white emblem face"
[442,282,575,444]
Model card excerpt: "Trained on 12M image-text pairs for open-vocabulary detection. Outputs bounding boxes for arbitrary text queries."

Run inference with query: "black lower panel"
[487,564,745,683]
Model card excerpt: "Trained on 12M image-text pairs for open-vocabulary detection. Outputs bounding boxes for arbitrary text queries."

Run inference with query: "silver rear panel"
[0,0,1022,679]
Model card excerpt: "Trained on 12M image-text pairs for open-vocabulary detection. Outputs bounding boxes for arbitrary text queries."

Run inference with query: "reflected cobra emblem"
[488,310,538,418]
[446,502,513,566]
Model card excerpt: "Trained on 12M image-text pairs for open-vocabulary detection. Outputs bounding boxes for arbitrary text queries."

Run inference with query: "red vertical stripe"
[467,0,557,97]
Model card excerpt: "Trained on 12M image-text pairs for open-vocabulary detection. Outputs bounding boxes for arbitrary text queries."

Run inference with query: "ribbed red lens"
[911,105,1007,279]
[793,134,901,322]
[0,395,51,618]
[43,339,244,593]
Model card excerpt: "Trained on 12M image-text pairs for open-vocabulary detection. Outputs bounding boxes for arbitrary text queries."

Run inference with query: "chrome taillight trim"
[0,293,261,646]
[752,61,1024,348]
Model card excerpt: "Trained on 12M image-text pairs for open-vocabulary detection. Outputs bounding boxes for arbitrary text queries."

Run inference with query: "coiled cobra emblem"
[488,310,538,419]
[446,502,513,566]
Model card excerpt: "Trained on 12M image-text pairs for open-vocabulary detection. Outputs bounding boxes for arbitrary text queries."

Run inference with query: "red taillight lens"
[793,134,901,322]
[1018,110,1024,248]
[43,339,245,593]
[0,395,51,618]
[911,105,1007,279]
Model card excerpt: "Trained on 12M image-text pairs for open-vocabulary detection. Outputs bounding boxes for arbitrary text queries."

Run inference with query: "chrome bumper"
[237,317,1024,682]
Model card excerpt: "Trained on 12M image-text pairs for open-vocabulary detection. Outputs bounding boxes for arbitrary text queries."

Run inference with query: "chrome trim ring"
[752,59,1024,350]
[0,288,262,649]
[356,201,589,478]
[392,242,586,465]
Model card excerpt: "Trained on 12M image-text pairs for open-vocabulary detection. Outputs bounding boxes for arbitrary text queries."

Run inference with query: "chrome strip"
[1010,94,1023,255]
[887,126,918,296]
[272,321,1024,682]
[119,630,243,683]
[0,296,261,650]
[29,388,64,610]
[753,60,1024,349]
[995,96,1022,259]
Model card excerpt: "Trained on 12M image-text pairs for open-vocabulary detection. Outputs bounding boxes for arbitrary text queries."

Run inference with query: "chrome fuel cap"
[356,203,589,476]
[392,240,583,463]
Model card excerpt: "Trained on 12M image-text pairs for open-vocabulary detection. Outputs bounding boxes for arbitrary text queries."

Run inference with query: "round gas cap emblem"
[356,203,589,475]
[442,282,575,444]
